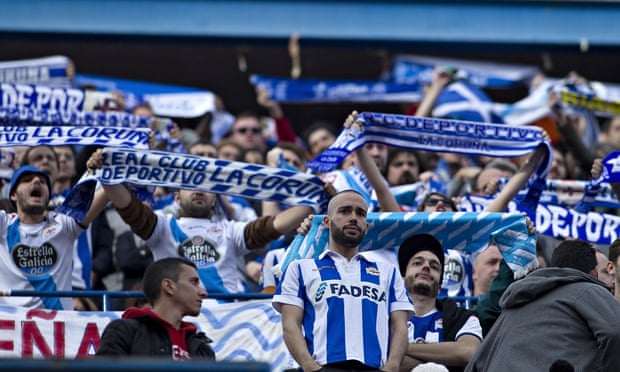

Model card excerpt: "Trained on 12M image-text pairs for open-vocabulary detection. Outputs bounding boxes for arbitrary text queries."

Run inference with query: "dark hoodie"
[96,307,215,360]
[466,267,620,372]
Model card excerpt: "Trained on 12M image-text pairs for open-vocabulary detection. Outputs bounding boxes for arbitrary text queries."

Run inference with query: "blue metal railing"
[3,290,478,311]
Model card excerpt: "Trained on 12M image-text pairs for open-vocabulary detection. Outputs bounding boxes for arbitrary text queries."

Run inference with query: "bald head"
[327,190,368,216]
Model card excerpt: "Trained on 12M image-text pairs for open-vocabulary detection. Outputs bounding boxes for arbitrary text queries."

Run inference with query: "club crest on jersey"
[42,226,57,239]
[11,242,58,276]
[178,236,219,267]
[365,267,380,276]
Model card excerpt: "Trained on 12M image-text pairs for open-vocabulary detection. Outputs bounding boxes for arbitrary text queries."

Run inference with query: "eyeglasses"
[425,197,455,209]
[235,127,262,135]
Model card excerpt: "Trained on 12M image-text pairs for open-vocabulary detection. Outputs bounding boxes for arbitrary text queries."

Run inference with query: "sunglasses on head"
[235,127,262,135]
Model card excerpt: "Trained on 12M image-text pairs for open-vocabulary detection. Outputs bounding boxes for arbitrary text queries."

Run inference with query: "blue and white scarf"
[308,112,549,173]
[390,54,540,88]
[0,55,73,88]
[0,82,85,112]
[496,177,620,209]
[250,74,423,103]
[0,106,150,128]
[0,125,150,148]
[74,73,216,118]
[459,194,620,245]
[277,212,536,279]
[92,148,329,213]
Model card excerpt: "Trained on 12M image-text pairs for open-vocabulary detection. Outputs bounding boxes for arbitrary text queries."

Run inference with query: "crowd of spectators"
[2,55,620,370]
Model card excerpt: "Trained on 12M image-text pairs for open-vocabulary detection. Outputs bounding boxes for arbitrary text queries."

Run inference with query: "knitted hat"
[397,233,445,277]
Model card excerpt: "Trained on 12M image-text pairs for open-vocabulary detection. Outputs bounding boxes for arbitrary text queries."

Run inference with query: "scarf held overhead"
[0,125,150,148]
[96,148,329,213]
[307,112,549,174]
[278,212,536,279]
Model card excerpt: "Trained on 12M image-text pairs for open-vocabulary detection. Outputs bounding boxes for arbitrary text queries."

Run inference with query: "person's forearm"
[384,311,409,372]
[485,144,547,213]
[282,321,321,371]
[415,83,444,117]
[81,188,110,226]
[273,205,313,234]
[102,184,133,209]
[399,355,423,372]
[356,146,399,212]
[405,340,477,366]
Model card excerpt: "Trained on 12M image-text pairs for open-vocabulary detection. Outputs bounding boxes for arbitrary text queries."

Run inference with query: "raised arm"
[414,66,454,118]
[484,143,549,213]
[86,149,157,240]
[347,111,400,212]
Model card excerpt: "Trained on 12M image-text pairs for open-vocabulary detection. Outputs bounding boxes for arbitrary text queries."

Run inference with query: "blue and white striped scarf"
[0,125,150,148]
[93,148,329,213]
[250,74,423,103]
[307,112,549,174]
[0,56,73,88]
[0,106,150,128]
[277,212,536,279]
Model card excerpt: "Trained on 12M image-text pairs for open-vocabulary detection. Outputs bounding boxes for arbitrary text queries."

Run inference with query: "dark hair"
[142,258,197,305]
[549,359,575,372]
[276,141,308,163]
[609,238,620,265]
[471,160,518,193]
[416,192,456,212]
[550,240,597,274]
[21,145,59,168]
[216,138,244,161]
[397,233,445,277]
[302,120,338,146]
[384,149,422,175]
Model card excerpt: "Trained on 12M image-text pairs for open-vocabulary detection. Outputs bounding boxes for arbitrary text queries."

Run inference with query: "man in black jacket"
[398,234,482,372]
[96,257,215,360]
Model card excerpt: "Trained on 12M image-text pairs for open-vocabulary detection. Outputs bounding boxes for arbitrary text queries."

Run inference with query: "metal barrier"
[0,358,270,371]
[3,290,274,311]
[3,290,478,311]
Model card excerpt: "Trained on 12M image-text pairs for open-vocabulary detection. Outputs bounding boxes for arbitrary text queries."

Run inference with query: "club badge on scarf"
[277,212,536,279]
[94,148,329,213]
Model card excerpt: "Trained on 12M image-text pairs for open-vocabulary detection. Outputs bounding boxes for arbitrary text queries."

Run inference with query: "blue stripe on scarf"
[96,148,329,213]
[250,74,423,103]
[7,220,62,309]
[307,112,548,174]
[279,212,534,278]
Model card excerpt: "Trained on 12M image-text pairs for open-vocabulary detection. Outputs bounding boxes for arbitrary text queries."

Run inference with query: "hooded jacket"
[96,307,215,360]
[466,267,620,372]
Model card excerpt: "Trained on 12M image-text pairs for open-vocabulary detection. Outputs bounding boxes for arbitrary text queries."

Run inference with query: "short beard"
[407,277,441,297]
[397,171,416,186]
[179,200,213,218]
[20,203,47,215]
[330,220,364,248]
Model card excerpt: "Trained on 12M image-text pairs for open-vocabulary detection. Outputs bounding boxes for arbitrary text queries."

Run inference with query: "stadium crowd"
[1,54,620,371]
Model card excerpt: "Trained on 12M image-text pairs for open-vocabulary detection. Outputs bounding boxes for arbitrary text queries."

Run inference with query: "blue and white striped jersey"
[146,213,250,294]
[273,249,413,368]
[0,211,83,309]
